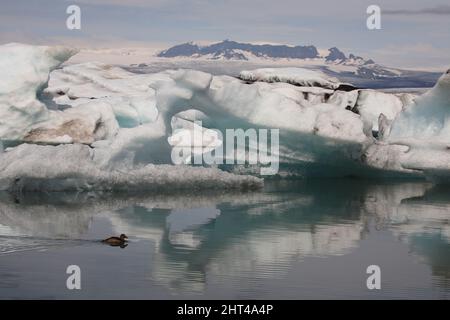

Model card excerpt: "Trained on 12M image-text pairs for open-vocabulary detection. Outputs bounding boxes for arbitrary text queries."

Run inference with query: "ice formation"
[0,143,262,192]
[386,70,450,181]
[0,43,450,190]
[0,44,120,146]
[0,43,78,141]
[239,67,344,89]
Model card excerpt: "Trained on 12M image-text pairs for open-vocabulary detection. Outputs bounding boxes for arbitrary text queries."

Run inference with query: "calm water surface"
[0,180,449,299]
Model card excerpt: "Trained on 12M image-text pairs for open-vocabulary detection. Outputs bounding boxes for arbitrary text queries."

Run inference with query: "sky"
[0,0,449,70]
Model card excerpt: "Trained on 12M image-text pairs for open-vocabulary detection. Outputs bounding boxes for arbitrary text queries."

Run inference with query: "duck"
[102,234,128,248]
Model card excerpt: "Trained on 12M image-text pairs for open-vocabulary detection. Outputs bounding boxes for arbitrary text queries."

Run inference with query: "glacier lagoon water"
[0,180,449,299]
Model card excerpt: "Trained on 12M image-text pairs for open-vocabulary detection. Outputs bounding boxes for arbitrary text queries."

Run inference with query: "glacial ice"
[0,44,121,146]
[46,62,160,125]
[353,90,407,132]
[0,43,78,142]
[239,67,344,89]
[386,71,450,181]
[1,43,450,190]
[389,71,450,142]
[0,143,262,192]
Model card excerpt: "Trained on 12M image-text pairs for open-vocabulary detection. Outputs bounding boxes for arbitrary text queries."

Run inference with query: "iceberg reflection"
[0,180,449,292]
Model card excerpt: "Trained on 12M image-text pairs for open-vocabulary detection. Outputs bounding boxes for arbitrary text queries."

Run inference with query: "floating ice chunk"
[239,67,347,89]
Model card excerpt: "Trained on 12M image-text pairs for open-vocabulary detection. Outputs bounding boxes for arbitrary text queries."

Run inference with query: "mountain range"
[155,40,441,88]
[158,40,374,65]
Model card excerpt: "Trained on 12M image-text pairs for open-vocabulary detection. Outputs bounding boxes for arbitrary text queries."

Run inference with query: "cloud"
[371,43,450,71]
[384,5,450,15]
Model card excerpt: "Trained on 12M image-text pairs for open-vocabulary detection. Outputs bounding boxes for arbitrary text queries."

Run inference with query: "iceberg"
[239,67,348,90]
[47,63,372,170]
[1,43,450,190]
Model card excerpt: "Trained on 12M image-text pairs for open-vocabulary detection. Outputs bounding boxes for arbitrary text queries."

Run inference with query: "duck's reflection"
[0,180,449,292]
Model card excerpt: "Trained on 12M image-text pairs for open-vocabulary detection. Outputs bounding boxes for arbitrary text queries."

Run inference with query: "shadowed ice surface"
[0,180,449,299]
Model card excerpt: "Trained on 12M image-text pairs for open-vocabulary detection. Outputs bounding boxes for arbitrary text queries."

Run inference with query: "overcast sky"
[0,0,449,70]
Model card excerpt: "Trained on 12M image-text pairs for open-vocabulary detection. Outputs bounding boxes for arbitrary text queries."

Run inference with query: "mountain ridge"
[153,40,442,87]
[157,40,374,66]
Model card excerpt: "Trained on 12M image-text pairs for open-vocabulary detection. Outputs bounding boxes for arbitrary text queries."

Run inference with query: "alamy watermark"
[66,265,81,290]
[66,5,81,30]
[366,265,381,290]
[170,121,280,176]
[367,5,381,30]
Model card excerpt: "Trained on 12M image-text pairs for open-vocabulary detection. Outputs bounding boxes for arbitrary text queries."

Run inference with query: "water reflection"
[0,180,449,296]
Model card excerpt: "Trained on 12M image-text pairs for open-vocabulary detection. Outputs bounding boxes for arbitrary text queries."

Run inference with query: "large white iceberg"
[45,61,373,170]
[1,43,450,190]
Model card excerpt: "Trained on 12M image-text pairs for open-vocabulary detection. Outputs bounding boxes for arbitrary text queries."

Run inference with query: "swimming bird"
[102,234,128,248]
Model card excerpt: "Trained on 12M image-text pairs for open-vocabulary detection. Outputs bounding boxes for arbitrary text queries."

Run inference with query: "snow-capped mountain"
[157,40,375,65]
[157,40,320,60]
[156,40,441,87]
